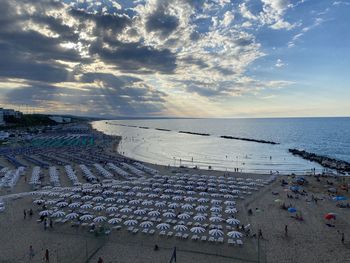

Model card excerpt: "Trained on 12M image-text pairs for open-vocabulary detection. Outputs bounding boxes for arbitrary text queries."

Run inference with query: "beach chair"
[191,235,199,241]
[228,239,235,245]
[186,221,192,226]
[127,227,134,232]
[182,233,189,239]
[132,228,139,234]
[201,236,207,241]
[148,229,155,235]
[167,231,174,237]
[217,237,224,243]
[175,232,182,238]
[142,229,149,234]
[236,239,243,246]
[208,237,215,243]
[112,226,121,230]
[226,225,232,230]
[159,231,166,236]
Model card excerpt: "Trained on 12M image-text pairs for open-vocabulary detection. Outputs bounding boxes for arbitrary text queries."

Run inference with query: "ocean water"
[92,117,350,175]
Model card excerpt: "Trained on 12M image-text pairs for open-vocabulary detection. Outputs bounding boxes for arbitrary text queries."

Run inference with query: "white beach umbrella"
[181,204,193,210]
[142,200,153,206]
[105,197,115,203]
[124,219,138,226]
[106,206,118,213]
[140,221,154,228]
[198,197,209,203]
[108,218,122,224]
[116,198,127,203]
[68,202,81,209]
[92,196,103,202]
[173,224,188,232]
[148,210,160,217]
[209,229,224,237]
[156,223,170,230]
[120,207,132,213]
[178,213,190,220]
[81,195,93,201]
[224,201,236,206]
[190,226,205,234]
[155,201,166,207]
[163,212,176,218]
[172,196,183,201]
[210,206,222,213]
[39,210,52,216]
[193,214,206,221]
[65,212,79,220]
[51,211,65,218]
[80,214,94,221]
[71,194,81,199]
[168,203,179,209]
[115,191,124,196]
[80,204,93,209]
[225,208,238,214]
[129,199,140,205]
[56,201,68,208]
[93,216,107,223]
[224,194,234,199]
[227,231,243,238]
[226,218,240,225]
[93,205,105,211]
[134,209,147,215]
[195,205,208,212]
[184,197,196,202]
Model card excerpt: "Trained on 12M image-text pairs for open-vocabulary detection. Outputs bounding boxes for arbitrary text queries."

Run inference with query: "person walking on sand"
[23,209,27,219]
[29,245,34,260]
[258,229,263,239]
[97,257,104,263]
[342,233,345,244]
[44,249,49,263]
[285,225,288,236]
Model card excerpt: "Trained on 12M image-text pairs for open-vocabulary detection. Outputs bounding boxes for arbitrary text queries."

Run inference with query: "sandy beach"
[0,124,349,263]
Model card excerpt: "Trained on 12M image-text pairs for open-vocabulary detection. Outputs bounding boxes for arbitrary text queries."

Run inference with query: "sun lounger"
[208,237,215,243]
[167,231,174,237]
[182,233,189,239]
[132,229,138,234]
[159,231,166,236]
[201,236,207,241]
[127,227,134,232]
[148,229,155,235]
[217,237,224,243]
[142,229,149,234]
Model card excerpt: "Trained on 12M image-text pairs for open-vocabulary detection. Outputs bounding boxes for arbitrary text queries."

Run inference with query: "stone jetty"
[220,135,279,145]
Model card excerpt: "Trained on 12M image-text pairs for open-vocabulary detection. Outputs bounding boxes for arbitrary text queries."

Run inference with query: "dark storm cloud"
[145,10,180,37]
[69,9,131,34]
[90,40,177,74]
[0,42,70,83]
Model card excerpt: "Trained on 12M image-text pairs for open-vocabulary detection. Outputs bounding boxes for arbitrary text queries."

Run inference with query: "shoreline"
[92,121,346,177]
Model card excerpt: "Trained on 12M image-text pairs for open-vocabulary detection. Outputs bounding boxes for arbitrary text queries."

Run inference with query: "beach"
[0,123,349,263]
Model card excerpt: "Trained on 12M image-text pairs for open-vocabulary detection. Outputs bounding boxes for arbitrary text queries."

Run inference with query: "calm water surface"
[92,118,350,175]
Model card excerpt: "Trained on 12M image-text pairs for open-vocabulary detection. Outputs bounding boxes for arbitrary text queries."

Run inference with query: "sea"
[91,117,350,175]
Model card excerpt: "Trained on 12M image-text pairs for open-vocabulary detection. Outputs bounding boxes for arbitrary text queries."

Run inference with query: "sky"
[0,0,349,118]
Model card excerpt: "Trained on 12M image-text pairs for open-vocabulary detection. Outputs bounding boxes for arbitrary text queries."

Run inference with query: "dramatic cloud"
[0,0,341,117]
